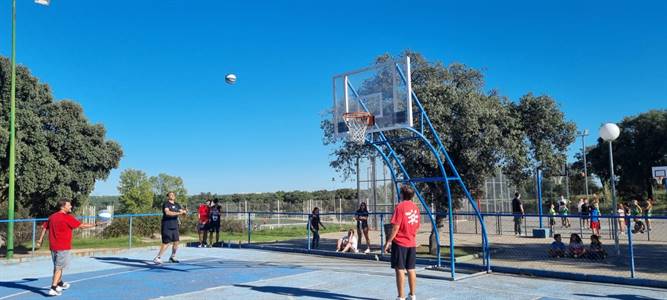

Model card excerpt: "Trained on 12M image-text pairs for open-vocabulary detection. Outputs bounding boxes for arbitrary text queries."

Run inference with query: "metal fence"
[1,211,665,286]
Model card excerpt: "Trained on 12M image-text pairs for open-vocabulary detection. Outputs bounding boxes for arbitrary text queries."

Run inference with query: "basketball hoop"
[656,176,664,185]
[343,112,375,144]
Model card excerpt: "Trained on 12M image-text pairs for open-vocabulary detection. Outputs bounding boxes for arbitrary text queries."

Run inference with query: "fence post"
[128,216,133,249]
[247,212,251,244]
[627,217,635,278]
[497,215,501,235]
[523,215,528,237]
[307,214,311,251]
[579,217,583,237]
[475,214,478,235]
[380,213,385,255]
[31,220,36,258]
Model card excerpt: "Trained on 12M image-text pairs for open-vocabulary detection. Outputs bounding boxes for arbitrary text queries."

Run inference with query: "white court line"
[0,257,219,300]
[151,269,322,299]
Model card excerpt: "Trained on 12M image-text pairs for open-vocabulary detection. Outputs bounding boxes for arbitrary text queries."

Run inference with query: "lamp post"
[599,123,620,255]
[577,129,590,197]
[6,0,50,259]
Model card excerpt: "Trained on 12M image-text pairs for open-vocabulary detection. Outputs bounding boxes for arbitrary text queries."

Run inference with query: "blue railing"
[2,210,666,285]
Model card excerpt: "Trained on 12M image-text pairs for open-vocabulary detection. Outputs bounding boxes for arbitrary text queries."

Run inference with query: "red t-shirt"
[198,204,210,223]
[390,200,421,247]
[42,211,81,251]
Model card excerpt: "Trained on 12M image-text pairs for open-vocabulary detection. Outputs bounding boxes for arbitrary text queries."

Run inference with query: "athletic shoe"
[364,248,371,254]
[58,282,70,290]
[395,297,405,300]
[48,288,62,296]
[198,244,203,248]
[409,294,416,300]
[153,257,162,265]
[169,257,180,263]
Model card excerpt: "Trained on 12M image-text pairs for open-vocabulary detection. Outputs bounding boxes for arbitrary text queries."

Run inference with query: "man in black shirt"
[154,192,187,264]
[512,192,524,236]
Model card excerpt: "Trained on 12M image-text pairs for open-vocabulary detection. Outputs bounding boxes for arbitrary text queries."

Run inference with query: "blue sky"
[2,1,665,195]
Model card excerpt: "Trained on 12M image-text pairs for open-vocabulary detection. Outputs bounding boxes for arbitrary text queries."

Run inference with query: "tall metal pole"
[608,141,620,254]
[6,0,18,259]
[356,157,361,205]
[579,130,590,197]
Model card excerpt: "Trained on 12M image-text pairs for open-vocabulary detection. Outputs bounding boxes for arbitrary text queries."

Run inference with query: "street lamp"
[599,123,620,255]
[577,129,590,197]
[6,0,50,259]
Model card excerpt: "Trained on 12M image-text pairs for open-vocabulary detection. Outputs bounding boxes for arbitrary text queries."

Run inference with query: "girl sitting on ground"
[336,228,359,253]
[587,234,607,260]
[567,233,586,258]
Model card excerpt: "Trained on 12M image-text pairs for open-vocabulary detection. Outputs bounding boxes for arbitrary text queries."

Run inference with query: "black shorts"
[390,243,416,270]
[208,221,221,233]
[357,221,369,230]
[161,227,179,244]
[197,222,209,231]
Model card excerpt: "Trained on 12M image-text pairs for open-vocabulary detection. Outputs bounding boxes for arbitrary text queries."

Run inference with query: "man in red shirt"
[384,185,420,300]
[197,199,211,247]
[37,199,96,296]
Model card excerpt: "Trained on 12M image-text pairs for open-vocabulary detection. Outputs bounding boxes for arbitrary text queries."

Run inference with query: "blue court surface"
[1,247,665,299]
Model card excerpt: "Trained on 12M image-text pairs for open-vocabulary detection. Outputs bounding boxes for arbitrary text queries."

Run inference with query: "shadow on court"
[93,256,189,272]
[573,294,661,300]
[233,284,381,300]
[0,278,49,297]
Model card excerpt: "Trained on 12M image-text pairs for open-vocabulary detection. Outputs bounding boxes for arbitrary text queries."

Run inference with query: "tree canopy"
[0,57,122,217]
[588,109,667,198]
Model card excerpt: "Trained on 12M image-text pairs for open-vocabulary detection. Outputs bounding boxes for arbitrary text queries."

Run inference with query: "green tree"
[0,57,122,217]
[117,169,153,213]
[150,173,187,209]
[588,110,667,198]
[513,94,577,177]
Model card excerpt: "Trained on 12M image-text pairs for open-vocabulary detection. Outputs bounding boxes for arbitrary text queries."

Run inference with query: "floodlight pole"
[6,0,18,259]
[577,130,590,197]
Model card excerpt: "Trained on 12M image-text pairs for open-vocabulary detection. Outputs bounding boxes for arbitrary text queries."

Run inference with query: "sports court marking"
[1,248,665,299]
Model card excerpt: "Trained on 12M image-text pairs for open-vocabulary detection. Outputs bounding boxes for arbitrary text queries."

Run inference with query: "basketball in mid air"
[225,73,237,85]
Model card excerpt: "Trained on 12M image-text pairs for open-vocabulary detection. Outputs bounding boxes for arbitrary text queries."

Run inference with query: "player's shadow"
[93,256,187,272]
[234,284,380,300]
[574,294,660,300]
[0,278,49,297]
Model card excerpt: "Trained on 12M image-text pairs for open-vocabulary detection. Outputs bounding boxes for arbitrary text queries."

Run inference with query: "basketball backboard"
[332,57,413,139]
[652,166,667,183]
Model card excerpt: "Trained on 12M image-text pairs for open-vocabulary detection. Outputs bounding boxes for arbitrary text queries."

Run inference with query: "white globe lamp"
[599,123,620,142]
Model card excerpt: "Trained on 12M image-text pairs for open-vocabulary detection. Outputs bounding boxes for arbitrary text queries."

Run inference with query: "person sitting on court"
[587,234,607,260]
[548,234,566,258]
[336,229,359,253]
[567,233,586,258]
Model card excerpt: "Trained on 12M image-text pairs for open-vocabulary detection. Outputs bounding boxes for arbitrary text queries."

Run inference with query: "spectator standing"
[511,193,524,236]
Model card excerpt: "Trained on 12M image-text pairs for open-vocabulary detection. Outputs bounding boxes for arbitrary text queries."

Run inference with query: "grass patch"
[215,224,346,243]
[416,245,481,258]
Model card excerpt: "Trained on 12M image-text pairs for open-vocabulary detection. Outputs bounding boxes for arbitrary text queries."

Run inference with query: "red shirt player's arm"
[66,215,82,229]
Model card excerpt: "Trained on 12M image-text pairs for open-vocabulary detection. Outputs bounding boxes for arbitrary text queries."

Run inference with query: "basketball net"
[657,176,665,186]
[343,112,374,144]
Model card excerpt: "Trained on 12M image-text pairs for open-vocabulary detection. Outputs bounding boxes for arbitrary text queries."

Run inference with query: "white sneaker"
[198,244,203,248]
[409,294,416,300]
[48,288,62,296]
[395,297,405,300]
[58,282,70,290]
[153,257,162,265]
[364,248,371,254]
